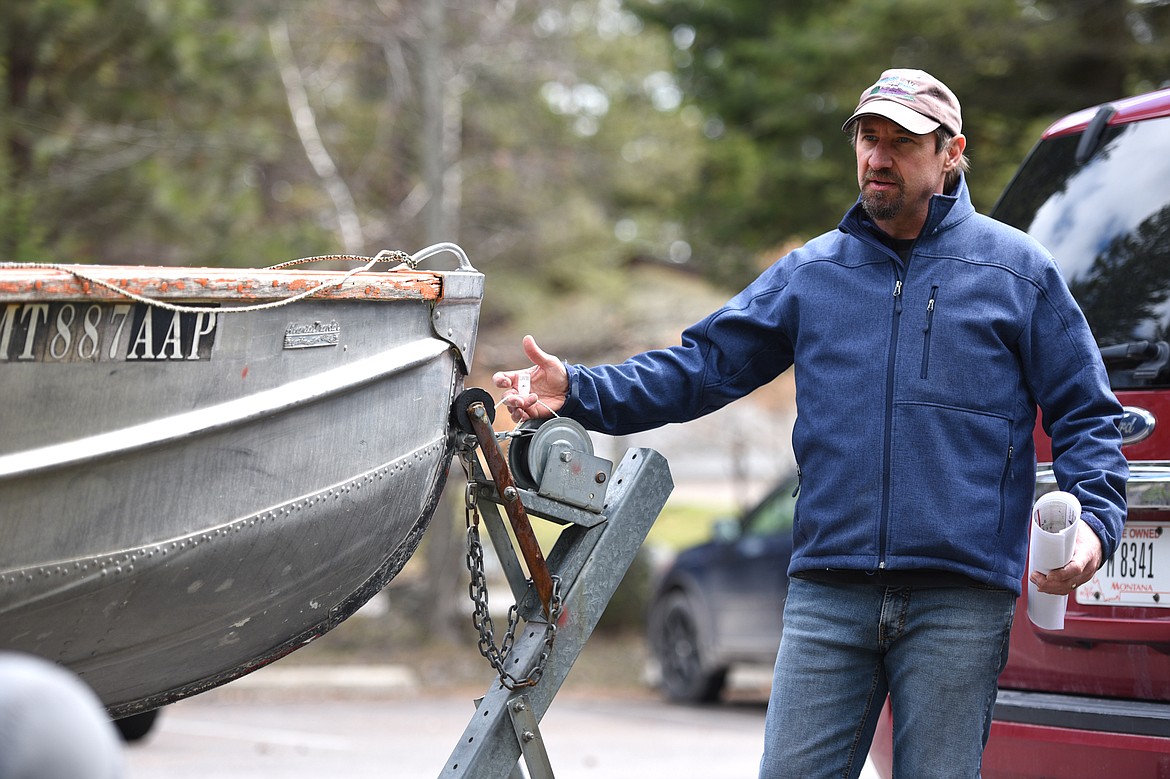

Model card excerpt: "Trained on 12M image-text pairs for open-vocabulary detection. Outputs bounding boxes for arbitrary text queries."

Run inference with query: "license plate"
[1076,522,1168,608]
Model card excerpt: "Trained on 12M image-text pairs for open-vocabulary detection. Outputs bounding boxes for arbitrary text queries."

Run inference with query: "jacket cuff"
[561,361,581,416]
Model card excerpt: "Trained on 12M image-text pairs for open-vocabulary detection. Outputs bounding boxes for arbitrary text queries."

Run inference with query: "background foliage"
[632,0,1170,283]
[3,0,1170,336]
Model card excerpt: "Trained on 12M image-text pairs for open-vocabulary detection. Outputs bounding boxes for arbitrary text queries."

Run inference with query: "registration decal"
[0,302,218,362]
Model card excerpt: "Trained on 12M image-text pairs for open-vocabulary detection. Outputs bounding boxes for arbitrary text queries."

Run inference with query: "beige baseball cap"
[843,69,962,136]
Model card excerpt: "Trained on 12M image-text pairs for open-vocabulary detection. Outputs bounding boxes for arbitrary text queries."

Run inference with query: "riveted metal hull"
[0,261,482,715]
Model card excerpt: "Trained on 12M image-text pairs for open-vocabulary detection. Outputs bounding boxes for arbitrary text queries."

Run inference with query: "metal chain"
[461,462,562,690]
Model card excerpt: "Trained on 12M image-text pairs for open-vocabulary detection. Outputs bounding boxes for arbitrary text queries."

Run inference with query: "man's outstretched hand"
[492,335,569,423]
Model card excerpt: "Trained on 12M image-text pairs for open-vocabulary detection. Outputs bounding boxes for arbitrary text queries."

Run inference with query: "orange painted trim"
[0,265,443,304]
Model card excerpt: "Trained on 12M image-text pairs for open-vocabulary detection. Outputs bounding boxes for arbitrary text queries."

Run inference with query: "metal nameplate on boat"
[284,319,340,350]
[0,302,218,362]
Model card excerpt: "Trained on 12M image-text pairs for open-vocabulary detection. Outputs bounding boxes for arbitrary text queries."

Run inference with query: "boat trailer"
[444,389,674,779]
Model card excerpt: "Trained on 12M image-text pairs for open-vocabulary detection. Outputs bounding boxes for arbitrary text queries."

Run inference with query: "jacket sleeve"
[559,264,796,436]
[1023,259,1128,560]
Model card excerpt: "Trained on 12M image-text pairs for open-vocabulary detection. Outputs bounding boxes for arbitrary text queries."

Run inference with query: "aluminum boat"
[0,246,483,716]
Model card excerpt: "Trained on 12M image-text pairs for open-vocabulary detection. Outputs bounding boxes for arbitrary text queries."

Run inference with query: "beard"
[860,174,904,222]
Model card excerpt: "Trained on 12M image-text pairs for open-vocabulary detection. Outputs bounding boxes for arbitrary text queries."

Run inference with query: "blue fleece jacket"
[560,176,1127,594]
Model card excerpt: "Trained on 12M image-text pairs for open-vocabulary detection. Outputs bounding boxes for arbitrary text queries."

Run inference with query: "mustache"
[864,170,903,185]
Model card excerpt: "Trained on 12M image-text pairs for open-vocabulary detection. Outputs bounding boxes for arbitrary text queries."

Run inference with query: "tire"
[114,708,160,742]
[652,591,727,703]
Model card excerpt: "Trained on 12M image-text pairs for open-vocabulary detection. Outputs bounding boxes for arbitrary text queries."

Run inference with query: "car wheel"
[654,591,727,703]
[114,708,160,742]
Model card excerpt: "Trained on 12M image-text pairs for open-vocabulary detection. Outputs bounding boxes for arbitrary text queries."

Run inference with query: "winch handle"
[460,395,557,619]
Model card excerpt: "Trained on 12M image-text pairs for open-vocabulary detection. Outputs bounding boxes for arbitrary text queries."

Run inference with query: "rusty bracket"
[466,401,556,619]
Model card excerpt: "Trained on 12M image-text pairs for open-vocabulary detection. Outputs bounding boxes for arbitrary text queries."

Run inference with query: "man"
[494,69,1127,778]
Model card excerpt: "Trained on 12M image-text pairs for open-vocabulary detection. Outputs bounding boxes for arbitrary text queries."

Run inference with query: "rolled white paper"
[1027,491,1082,630]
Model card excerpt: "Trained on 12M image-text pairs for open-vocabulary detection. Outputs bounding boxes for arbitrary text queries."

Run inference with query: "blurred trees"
[0,1,294,262]
[0,0,705,338]
[3,0,1169,298]
[633,0,1170,285]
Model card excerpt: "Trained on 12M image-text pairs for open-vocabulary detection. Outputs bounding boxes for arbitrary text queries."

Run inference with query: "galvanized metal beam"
[440,447,673,779]
[507,694,554,779]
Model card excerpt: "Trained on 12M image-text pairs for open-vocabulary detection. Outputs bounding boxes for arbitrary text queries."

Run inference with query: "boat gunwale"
[0,265,443,303]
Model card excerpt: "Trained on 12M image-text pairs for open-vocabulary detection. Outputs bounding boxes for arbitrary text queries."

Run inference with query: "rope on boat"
[0,242,475,315]
[0,251,407,315]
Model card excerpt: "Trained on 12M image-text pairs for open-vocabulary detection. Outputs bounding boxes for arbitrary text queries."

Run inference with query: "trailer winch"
[445,389,673,779]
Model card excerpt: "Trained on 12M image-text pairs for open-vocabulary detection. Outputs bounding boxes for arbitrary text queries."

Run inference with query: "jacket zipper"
[879,275,904,569]
[997,445,1014,534]
[920,285,939,379]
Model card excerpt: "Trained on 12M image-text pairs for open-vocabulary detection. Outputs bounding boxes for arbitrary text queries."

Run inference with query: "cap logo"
[870,75,919,103]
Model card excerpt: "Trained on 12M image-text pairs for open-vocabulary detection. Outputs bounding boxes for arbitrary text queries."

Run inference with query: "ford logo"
[1119,406,1156,446]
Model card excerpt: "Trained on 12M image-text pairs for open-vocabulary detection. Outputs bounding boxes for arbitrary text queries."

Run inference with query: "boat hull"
[0,262,482,714]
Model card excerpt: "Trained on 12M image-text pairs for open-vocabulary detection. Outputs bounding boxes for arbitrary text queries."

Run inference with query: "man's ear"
[944,134,967,170]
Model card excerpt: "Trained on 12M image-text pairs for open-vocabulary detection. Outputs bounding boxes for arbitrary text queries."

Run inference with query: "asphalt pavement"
[122,681,766,778]
[121,663,879,778]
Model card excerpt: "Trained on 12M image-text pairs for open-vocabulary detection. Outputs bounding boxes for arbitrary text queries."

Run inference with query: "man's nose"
[867,142,893,170]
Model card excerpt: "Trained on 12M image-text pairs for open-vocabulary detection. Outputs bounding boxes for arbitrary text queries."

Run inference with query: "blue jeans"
[759,577,1016,779]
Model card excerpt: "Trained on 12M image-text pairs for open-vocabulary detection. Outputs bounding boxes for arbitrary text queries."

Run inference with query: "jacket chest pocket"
[911,281,1022,398]
[920,285,939,379]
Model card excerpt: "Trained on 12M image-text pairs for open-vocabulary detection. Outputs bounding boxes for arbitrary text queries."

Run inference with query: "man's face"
[854,115,962,238]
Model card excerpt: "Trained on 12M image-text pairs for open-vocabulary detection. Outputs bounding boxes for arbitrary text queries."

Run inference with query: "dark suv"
[647,476,798,703]
[871,87,1170,777]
